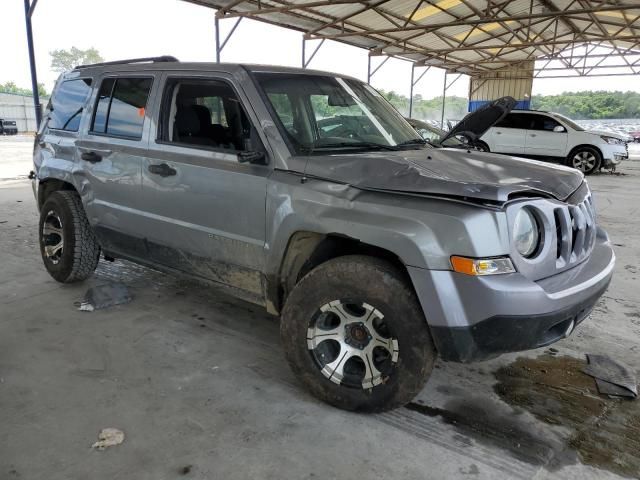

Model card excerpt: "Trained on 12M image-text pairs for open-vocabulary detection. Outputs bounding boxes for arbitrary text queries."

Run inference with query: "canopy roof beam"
[307,5,640,40]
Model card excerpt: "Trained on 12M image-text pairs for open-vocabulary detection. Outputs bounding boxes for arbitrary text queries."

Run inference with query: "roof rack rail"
[74,56,179,70]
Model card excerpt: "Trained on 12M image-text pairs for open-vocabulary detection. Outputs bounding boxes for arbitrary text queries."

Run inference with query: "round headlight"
[513,209,540,258]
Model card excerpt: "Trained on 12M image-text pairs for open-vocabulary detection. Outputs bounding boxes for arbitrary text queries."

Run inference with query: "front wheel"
[39,190,101,283]
[474,141,490,152]
[568,147,601,175]
[280,255,436,412]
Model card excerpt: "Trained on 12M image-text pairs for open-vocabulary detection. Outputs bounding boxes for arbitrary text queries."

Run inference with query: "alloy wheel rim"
[307,299,398,389]
[42,210,64,264]
[572,151,596,172]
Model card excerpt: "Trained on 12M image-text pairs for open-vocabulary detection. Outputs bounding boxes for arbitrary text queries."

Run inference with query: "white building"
[0,93,48,133]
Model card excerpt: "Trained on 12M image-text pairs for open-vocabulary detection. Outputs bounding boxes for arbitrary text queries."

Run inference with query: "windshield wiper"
[305,141,402,152]
[395,138,427,147]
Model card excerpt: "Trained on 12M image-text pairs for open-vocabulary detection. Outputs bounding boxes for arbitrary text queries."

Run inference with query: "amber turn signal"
[450,256,515,276]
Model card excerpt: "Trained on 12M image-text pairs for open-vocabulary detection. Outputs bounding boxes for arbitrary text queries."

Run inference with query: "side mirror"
[553,125,566,133]
[238,150,267,165]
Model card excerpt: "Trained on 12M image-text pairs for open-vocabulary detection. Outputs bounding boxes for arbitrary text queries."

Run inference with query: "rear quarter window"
[49,79,93,131]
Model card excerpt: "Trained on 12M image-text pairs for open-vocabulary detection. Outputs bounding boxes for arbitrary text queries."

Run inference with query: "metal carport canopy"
[186,0,640,76]
[21,1,640,127]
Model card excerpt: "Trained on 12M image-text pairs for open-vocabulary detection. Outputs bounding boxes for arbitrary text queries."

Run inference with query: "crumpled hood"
[303,148,584,203]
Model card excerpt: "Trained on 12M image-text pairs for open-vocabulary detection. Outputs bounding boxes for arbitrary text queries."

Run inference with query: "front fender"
[265,171,510,278]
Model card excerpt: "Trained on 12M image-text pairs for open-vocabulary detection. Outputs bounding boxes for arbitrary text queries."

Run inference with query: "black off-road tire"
[39,191,100,283]
[281,255,436,412]
[567,146,602,175]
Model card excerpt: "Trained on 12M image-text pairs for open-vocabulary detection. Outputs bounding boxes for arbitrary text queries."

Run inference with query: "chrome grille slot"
[553,209,562,260]
[554,207,572,268]
[558,195,596,268]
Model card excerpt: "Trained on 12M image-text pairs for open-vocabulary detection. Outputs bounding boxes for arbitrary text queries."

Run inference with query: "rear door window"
[91,77,153,139]
[494,113,527,128]
[530,115,563,131]
[494,113,532,130]
[49,79,93,131]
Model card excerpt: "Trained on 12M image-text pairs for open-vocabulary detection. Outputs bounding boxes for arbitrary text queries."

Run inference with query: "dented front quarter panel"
[264,169,511,278]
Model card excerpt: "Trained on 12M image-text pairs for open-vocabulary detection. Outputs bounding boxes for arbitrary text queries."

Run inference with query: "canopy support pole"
[440,72,463,128]
[408,65,430,117]
[302,38,325,68]
[366,54,390,84]
[23,0,41,128]
[215,15,242,63]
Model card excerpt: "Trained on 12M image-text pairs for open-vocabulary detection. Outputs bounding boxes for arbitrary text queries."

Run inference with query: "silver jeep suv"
[33,58,615,412]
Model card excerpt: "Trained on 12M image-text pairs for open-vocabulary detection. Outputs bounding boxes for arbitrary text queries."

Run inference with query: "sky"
[2,0,639,100]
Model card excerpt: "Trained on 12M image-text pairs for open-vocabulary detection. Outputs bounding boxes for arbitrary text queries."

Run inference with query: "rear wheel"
[39,191,101,283]
[280,255,436,412]
[568,147,601,175]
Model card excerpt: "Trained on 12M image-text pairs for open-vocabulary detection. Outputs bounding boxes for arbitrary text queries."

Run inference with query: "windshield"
[550,112,585,131]
[255,73,425,154]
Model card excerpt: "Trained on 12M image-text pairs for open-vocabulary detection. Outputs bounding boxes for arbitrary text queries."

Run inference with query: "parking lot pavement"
[0,134,34,180]
[1,146,639,480]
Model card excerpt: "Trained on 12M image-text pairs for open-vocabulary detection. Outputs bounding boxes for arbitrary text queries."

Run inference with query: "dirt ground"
[1,136,639,480]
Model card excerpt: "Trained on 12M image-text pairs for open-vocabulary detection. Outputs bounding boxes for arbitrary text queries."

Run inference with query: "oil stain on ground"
[406,394,573,468]
[408,355,639,478]
[494,355,640,478]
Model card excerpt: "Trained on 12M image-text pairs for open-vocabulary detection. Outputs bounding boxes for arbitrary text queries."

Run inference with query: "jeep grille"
[553,195,596,269]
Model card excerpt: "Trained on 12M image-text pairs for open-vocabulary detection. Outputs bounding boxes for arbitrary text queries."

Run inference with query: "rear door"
[139,72,270,302]
[77,73,158,257]
[524,113,568,158]
[485,113,530,154]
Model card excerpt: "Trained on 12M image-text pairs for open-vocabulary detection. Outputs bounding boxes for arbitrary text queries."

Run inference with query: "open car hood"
[439,96,517,145]
[303,147,584,204]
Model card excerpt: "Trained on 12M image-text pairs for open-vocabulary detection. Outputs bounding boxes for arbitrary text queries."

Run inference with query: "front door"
[140,72,270,302]
[524,114,568,158]
[78,74,158,257]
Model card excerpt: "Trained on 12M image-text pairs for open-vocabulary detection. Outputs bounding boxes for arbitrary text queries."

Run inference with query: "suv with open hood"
[32,59,615,412]
[478,109,628,174]
[407,96,517,149]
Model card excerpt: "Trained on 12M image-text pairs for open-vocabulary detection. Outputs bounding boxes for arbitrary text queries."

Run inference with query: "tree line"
[530,91,640,119]
[379,89,640,120]
[0,47,103,99]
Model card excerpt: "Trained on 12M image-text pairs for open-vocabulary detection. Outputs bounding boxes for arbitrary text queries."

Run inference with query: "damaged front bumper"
[408,228,615,362]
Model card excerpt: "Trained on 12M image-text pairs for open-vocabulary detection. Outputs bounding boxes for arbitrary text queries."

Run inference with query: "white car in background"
[478,110,628,174]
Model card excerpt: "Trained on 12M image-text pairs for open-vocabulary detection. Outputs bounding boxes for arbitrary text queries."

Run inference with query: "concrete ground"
[1,135,639,480]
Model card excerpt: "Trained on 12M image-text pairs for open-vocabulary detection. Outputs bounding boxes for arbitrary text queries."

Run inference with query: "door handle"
[530,133,537,137]
[495,131,502,135]
[81,151,103,163]
[148,163,177,177]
